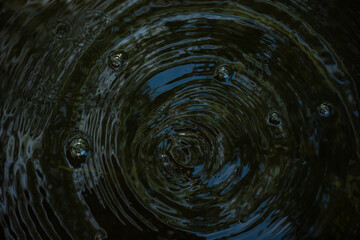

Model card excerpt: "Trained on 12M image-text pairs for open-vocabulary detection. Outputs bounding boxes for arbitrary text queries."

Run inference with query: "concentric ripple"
[1,0,360,239]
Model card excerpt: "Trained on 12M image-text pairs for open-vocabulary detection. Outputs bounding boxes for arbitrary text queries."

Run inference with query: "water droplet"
[53,20,72,38]
[69,138,89,160]
[318,103,334,118]
[267,112,281,126]
[214,65,233,82]
[108,51,127,69]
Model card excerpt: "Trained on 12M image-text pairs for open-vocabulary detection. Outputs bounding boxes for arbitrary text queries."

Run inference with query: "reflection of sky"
[147,64,199,99]
[193,198,290,240]
[205,158,246,188]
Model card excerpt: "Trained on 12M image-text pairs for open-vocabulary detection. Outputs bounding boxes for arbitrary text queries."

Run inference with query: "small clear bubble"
[318,103,334,118]
[214,65,233,82]
[267,112,281,126]
[53,20,72,38]
[69,138,88,160]
[108,51,127,69]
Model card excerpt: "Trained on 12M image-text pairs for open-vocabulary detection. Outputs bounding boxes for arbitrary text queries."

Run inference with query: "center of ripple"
[109,10,308,234]
[158,126,209,178]
[119,58,268,229]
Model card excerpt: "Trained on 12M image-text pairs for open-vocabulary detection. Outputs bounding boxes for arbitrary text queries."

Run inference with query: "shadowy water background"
[1,0,360,239]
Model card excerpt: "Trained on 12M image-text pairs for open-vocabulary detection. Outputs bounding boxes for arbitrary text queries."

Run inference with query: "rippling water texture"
[1,0,360,239]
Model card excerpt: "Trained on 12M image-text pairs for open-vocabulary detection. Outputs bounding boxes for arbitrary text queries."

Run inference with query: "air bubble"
[214,65,233,82]
[267,112,281,126]
[108,51,127,69]
[53,20,72,38]
[69,138,89,162]
[318,103,334,118]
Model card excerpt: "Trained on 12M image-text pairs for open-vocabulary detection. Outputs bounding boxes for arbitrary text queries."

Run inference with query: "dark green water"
[1,0,360,239]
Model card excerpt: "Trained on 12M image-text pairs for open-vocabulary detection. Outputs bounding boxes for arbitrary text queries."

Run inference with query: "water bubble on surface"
[267,112,282,126]
[318,103,334,118]
[108,51,127,69]
[53,20,72,38]
[214,65,233,82]
[69,138,89,161]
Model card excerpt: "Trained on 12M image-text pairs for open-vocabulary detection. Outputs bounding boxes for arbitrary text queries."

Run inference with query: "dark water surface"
[1,0,360,239]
